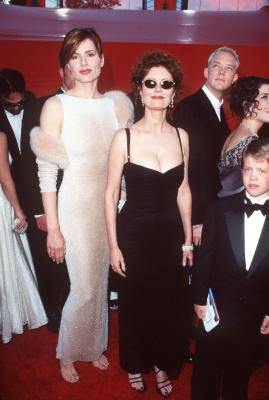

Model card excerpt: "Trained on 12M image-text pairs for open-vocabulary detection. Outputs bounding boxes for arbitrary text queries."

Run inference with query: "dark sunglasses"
[142,79,175,90]
[3,98,25,110]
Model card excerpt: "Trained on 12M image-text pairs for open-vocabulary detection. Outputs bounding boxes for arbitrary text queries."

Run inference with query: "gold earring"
[169,97,174,108]
[141,96,145,107]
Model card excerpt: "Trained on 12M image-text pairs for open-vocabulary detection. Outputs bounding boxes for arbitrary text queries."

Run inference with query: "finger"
[120,260,126,272]
[115,267,126,277]
[188,254,193,267]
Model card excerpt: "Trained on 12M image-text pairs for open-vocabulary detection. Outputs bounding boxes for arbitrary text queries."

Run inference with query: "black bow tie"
[244,198,269,218]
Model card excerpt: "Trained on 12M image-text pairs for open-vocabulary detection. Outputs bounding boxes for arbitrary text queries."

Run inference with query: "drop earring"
[169,96,174,109]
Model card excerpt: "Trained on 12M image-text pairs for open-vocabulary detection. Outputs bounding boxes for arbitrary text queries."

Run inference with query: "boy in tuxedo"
[192,137,269,400]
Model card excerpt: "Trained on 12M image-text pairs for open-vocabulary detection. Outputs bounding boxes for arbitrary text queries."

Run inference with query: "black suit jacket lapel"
[248,215,269,276]
[225,195,245,269]
[197,89,221,127]
[0,107,21,162]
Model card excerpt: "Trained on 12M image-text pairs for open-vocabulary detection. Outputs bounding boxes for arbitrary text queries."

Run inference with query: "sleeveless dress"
[116,128,189,374]
[0,185,47,343]
[32,92,133,363]
[218,135,258,198]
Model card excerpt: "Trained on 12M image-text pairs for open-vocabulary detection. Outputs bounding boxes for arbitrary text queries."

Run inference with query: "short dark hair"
[59,27,103,69]
[229,76,269,119]
[243,137,269,164]
[0,68,25,98]
[131,50,183,106]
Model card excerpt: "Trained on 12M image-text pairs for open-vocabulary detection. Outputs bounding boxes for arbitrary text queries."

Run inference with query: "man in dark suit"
[192,138,269,400]
[173,47,239,245]
[0,68,72,332]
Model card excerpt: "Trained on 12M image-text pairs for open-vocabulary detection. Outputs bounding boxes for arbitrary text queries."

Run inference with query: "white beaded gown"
[0,185,47,344]
[31,92,133,362]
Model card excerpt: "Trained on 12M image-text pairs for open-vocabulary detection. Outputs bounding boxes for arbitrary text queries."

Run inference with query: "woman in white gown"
[30,28,133,383]
[0,131,47,344]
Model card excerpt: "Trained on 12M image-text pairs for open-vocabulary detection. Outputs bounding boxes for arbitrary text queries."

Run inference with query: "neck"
[240,118,262,136]
[204,82,224,101]
[69,80,100,99]
[142,108,168,134]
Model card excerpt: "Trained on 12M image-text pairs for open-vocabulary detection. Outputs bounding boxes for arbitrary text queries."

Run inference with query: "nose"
[249,170,258,180]
[80,56,88,66]
[218,67,225,75]
[154,83,162,92]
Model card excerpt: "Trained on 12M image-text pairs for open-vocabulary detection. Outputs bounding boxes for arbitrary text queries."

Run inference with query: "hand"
[47,229,65,264]
[182,250,193,267]
[260,316,269,335]
[14,209,27,231]
[35,214,48,232]
[110,247,126,278]
[193,225,203,246]
[194,304,207,320]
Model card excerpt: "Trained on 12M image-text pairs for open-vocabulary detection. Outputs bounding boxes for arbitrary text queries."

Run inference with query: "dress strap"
[125,128,131,163]
[176,128,184,158]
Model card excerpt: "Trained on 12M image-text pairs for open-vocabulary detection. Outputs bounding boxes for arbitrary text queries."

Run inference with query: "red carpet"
[0,311,269,400]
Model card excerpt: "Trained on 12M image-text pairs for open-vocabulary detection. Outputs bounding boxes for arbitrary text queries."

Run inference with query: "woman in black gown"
[105,51,193,396]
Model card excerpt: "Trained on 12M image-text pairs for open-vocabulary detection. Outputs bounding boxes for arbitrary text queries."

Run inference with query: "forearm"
[178,186,192,244]
[41,192,60,232]
[105,190,120,251]
[1,178,24,216]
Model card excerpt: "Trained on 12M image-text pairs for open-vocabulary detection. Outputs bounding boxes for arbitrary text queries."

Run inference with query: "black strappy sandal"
[154,367,173,397]
[128,373,147,393]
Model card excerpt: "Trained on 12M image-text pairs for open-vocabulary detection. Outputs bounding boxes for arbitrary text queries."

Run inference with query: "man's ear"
[204,67,208,80]
[232,72,238,84]
[59,67,64,79]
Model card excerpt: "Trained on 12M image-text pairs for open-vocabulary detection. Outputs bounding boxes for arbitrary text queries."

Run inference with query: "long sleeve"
[30,127,68,194]
[192,202,218,305]
[36,158,58,193]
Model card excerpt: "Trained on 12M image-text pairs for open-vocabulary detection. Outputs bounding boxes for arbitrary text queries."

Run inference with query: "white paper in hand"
[203,288,220,332]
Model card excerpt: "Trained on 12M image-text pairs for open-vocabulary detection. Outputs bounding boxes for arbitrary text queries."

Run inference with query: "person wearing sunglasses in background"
[0,70,47,343]
[0,68,70,335]
[105,50,192,396]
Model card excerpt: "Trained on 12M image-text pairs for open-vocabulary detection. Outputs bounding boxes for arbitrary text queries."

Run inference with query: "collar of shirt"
[245,191,269,205]
[4,108,24,120]
[202,84,223,121]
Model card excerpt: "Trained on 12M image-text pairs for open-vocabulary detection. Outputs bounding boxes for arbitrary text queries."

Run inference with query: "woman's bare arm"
[104,129,126,277]
[0,132,25,221]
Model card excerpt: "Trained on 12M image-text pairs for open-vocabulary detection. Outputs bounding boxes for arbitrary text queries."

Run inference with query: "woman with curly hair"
[105,50,192,396]
[218,76,269,197]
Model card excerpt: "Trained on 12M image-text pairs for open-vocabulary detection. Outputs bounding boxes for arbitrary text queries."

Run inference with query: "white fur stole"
[30,127,69,169]
[104,90,134,129]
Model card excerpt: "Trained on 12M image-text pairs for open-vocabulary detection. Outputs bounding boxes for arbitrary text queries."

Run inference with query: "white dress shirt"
[202,84,223,121]
[4,109,24,153]
[244,192,269,270]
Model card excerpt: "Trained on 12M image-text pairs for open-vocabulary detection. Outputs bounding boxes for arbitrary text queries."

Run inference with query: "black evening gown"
[117,128,189,375]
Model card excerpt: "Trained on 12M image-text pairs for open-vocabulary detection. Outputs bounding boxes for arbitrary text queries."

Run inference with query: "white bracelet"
[182,243,194,252]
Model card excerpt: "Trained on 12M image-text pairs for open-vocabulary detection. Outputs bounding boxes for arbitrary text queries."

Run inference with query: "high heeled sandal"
[154,367,172,397]
[128,373,147,393]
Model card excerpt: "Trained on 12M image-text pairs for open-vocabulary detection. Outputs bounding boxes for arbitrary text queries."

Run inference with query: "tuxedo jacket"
[173,89,230,225]
[0,89,63,217]
[192,190,269,340]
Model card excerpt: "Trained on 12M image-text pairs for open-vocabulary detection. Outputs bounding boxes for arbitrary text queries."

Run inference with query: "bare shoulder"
[176,127,189,148]
[40,95,63,135]
[176,127,189,141]
[111,128,127,147]
[42,95,62,113]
